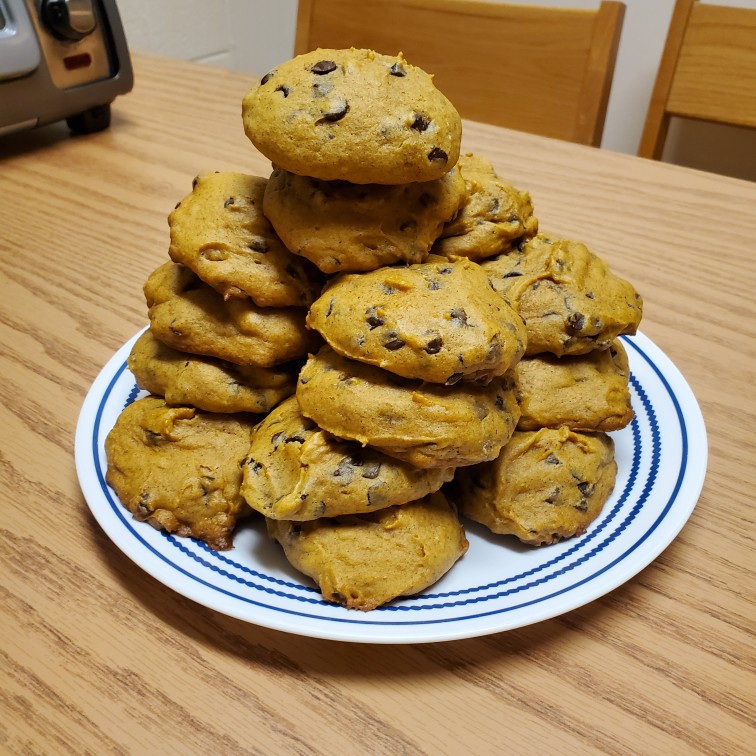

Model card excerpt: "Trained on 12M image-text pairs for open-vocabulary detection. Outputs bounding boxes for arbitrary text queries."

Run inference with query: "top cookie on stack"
[242,48,462,185]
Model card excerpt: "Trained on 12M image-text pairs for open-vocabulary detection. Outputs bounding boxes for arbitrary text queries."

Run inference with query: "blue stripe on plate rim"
[90,334,684,627]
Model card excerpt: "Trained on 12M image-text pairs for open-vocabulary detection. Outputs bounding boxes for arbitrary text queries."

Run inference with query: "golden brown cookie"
[296,346,520,468]
[433,153,538,261]
[453,427,617,546]
[241,396,454,520]
[513,339,634,432]
[242,48,462,185]
[481,234,643,356]
[262,165,466,274]
[307,258,527,384]
[144,262,320,367]
[168,172,322,306]
[127,329,297,414]
[104,395,255,550]
[266,491,468,610]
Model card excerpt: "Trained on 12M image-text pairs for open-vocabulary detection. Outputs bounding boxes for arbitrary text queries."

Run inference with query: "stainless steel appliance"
[0,0,133,136]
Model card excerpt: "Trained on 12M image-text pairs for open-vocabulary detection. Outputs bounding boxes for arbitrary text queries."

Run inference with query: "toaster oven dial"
[40,0,97,42]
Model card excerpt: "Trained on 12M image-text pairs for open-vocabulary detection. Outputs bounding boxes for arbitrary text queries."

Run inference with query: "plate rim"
[75,330,708,644]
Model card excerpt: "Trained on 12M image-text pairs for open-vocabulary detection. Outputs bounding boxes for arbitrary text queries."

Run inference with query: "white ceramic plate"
[75,330,707,644]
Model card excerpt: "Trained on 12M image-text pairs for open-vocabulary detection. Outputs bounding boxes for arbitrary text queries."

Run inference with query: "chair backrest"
[295,0,625,146]
[639,0,756,159]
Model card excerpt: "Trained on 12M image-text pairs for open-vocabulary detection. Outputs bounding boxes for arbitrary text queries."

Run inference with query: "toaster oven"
[0,0,133,136]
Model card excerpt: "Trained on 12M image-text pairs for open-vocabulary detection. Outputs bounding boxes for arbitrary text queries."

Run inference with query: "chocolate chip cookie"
[513,339,634,432]
[481,234,643,356]
[127,329,298,414]
[241,396,454,520]
[452,427,617,546]
[433,153,538,261]
[296,346,520,468]
[266,491,468,610]
[105,395,255,550]
[168,172,322,306]
[262,165,466,274]
[242,48,462,184]
[307,258,527,384]
[144,262,320,367]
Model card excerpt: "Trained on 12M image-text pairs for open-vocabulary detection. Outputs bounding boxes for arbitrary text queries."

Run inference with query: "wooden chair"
[295,0,626,146]
[639,0,756,160]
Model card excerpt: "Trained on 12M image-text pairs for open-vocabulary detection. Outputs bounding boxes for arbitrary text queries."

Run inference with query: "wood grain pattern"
[1,54,754,755]
[639,0,756,159]
[295,0,625,146]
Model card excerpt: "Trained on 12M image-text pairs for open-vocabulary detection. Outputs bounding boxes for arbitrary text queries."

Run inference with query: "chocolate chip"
[544,487,561,504]
[367,315,384,329]
[445,372,463,385]
[249,237,268,253]
[325,297,335,317]
[450,307,468,326]
[367,482,386,507]
[489,197,500,214]
[275,85,290,97]
[224,197,235,208]
[545,453,561,465]
[362,462,381,480]
[311,60,337,74]
[384,336,405,350]
[428,147,448,163]
[475,404,490,420]
[438,266,452,274]
[285,435,305,444]
[260,70,275,85]
[388,61,406,77]
[319,99,349,122]
[428,279,441,291]
[412,114,431,132]
[424,337,443,354]
[577,482,595,497]
[271,431,286,448]
[567,312,586,332]
[574,500,589,512]
[381,283,396,295]
[174,201,181,210]
[494,395,504,410]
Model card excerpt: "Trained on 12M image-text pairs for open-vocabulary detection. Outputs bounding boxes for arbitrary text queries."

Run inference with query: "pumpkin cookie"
[144,262,319,367]
[433,153,538,261]
[296,346,520,468]
[104,395,255,550]
[168,172,322,306]
[266,491,468,610]
[307,258,527,384]
[453,427,617,546]
[242,48,462,184]
[481,234,643,355]
[513,339,634,432]
[127,329,297,414]
[262,165,466,274]
[241,396,454,520]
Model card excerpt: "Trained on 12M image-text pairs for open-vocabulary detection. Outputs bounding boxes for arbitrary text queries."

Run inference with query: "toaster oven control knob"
[41,0,97,42]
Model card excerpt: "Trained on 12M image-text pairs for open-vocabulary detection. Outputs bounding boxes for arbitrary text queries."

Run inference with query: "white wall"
[115,0,756,181]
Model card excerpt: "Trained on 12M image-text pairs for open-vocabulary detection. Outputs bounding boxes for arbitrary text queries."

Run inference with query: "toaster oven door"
[0,0,42,81]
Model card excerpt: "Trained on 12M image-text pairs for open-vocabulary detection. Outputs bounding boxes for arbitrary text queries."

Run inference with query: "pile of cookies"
[105,48,643,611]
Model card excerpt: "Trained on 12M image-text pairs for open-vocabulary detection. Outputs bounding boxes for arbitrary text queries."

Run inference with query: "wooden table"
[1,54,754,755]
